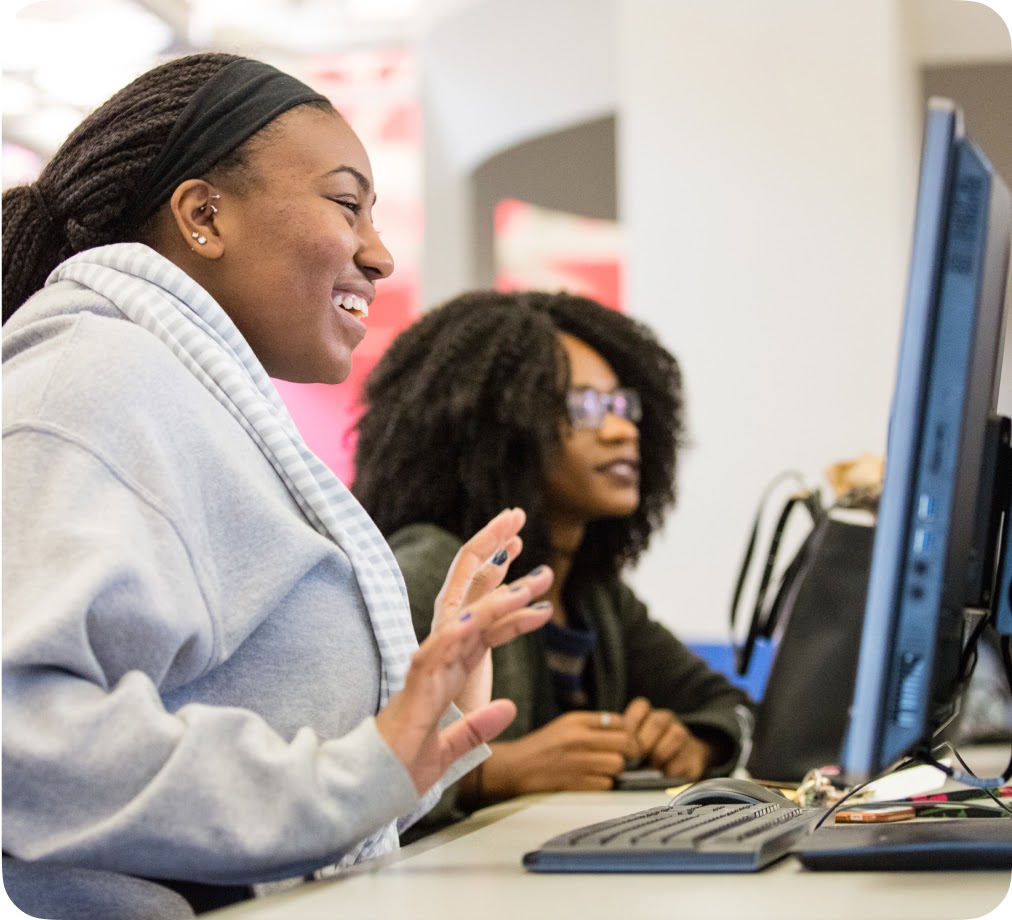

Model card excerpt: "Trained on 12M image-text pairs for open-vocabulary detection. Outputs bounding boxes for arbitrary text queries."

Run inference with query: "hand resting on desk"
[467,697,719,803]
[621,697,717,781]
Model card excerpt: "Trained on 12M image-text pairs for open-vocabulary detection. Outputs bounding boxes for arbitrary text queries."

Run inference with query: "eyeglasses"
[565,387,643,430]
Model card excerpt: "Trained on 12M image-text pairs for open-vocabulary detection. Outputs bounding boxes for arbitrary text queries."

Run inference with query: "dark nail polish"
[491,548,508,565]
[529,565,546,576]
[531,601,552,610]
[459,611,473,622]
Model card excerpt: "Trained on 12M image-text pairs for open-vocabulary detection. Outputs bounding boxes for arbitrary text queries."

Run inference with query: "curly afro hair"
[353,290,687,586]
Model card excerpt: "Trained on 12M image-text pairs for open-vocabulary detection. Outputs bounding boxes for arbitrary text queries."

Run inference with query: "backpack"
[730,470,877,782]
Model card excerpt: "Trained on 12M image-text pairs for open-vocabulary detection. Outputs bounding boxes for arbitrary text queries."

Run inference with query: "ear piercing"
[192,194,218,245]
[198,194,220,215]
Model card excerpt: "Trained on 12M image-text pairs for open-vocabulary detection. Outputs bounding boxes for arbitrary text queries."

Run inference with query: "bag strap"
[728,471,809,635]
[757,496,825,640]
[730,472,824,676]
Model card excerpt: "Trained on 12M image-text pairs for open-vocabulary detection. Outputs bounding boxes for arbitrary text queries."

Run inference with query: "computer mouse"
[667,776,790,807]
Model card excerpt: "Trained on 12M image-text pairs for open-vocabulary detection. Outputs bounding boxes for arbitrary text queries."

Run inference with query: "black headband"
[139,58,330,221]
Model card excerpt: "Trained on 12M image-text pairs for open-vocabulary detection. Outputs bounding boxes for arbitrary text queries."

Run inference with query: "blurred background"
[3,0,1011,693]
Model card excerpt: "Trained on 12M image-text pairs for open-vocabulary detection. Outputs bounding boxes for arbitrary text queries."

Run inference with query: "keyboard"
[522,800,824,873]
[795,818,1012,870]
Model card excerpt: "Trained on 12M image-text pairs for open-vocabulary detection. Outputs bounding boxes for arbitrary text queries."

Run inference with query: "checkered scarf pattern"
[49,243,433,863]
[48,243,418,710]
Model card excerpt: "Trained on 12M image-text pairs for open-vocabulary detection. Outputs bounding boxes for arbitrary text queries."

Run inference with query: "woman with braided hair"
[2,54,555,919]
[353,290,752,838]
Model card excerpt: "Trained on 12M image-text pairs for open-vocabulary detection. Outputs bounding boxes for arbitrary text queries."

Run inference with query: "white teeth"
[333,293,369,318]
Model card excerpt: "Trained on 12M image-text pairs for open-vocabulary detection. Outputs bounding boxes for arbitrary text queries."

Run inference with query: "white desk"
[207,790,1012,920]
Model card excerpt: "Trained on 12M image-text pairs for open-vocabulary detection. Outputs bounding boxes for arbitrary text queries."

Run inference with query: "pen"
[909,786,1012,803]
[845,799,1010,819]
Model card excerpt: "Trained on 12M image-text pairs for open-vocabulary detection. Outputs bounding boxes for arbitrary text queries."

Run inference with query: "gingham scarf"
[48,243,417,710]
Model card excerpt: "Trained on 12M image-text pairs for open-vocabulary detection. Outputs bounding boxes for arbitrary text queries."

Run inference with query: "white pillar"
[618,0,923,641]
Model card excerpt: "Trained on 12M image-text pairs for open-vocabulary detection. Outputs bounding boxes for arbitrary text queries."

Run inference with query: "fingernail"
[459,611,473,622]
[531,601,552,609]
[509,584,524,592]
[491,548,508,565]
[529,565,546,576]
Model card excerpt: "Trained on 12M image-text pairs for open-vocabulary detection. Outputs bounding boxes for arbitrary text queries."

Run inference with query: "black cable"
[909,628,1012,789]
[939,741,1012,815]
[816,743,1012,830]
[811,757,920,830]
[921,734,1012,790]
[958,609,991,679]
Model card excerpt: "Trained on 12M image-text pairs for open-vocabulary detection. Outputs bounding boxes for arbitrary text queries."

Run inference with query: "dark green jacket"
[389,523,752,836]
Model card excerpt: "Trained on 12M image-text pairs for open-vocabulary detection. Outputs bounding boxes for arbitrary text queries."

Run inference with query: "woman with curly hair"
[354,290,751,834]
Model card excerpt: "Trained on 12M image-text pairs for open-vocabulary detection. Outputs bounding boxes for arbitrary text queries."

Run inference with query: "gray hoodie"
[2,261,481,918]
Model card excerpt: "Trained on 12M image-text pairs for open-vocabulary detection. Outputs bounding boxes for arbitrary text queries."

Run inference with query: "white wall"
[419,0,1011,643]
[618,0,922,641]
[908,0,1012,62]
[619,0,1009,643]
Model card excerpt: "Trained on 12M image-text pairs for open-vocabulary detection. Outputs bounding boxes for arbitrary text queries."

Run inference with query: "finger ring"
[599,712,611,728]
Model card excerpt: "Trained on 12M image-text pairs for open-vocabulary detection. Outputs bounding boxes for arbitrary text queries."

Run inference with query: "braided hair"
[353,290,686,586]
[2,52,334,322]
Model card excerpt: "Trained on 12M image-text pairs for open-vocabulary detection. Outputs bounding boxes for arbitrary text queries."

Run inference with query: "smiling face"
[198,105,393,383]
[544,333,641,529]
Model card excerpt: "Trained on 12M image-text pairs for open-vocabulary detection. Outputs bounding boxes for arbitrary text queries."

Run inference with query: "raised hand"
[430,507,534,712]
[375,509,554,795]
[622,697,713,781]
[475,710,638,801]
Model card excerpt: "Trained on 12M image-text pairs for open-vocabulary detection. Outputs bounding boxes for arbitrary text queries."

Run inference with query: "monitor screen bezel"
[841,97,1012,784]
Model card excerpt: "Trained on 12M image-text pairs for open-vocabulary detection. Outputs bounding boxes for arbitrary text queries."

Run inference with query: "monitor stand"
[800,416,1012,871]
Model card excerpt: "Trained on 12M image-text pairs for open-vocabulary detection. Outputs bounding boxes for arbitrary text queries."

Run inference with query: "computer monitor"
[841,97,1012,784]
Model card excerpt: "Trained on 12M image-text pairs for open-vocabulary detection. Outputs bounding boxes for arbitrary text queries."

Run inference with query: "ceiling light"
[345,0,420,22]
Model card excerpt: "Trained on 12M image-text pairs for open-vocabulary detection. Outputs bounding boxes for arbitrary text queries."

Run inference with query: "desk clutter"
[523,765,1012,874]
